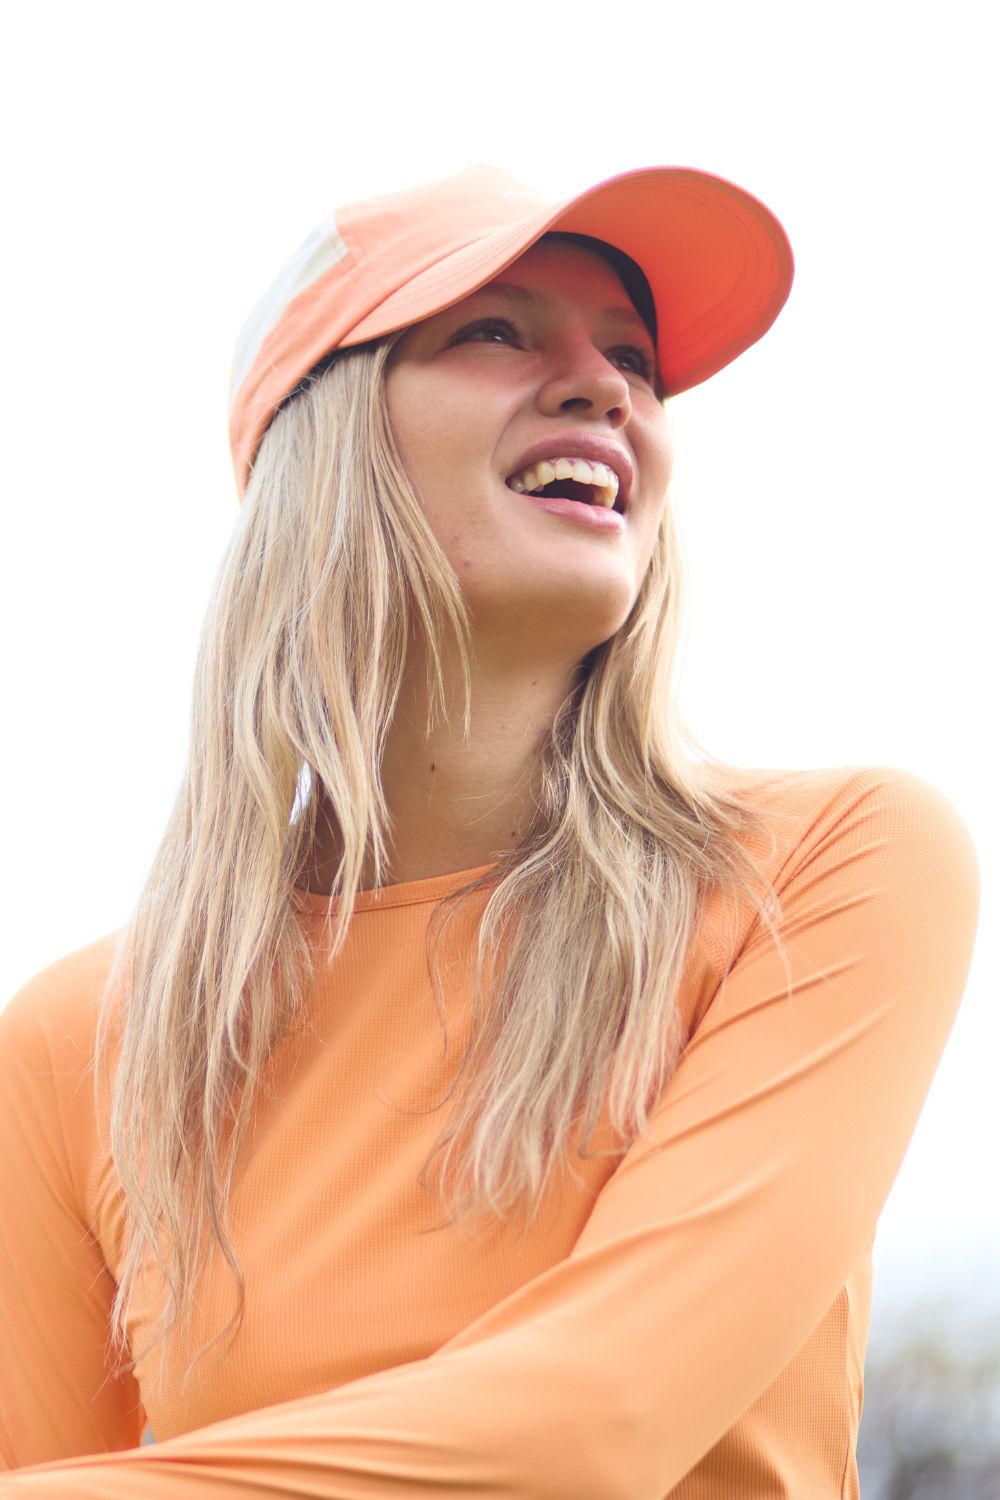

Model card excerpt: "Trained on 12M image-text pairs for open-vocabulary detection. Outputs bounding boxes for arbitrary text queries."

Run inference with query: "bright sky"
[1,1,995,1341]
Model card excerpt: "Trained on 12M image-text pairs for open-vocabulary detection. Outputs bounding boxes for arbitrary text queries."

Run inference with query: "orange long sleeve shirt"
[0,765,981,1498]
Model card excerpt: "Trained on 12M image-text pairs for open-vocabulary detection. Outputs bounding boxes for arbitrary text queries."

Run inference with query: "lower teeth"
[533,491,593,506]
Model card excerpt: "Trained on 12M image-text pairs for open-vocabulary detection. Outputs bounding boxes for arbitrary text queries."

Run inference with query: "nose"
[535,335,633,427]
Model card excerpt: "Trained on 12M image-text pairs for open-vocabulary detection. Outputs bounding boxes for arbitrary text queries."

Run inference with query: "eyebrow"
[469,281,654,341]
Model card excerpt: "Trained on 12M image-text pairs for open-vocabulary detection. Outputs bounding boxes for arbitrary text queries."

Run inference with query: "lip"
[504,433,634,512]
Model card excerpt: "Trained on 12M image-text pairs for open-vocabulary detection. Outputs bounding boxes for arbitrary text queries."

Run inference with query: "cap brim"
[343,165,794,399]
[230,165,793,495]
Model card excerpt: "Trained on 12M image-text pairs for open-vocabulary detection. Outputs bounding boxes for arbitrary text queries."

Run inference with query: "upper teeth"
[507,456,620,509]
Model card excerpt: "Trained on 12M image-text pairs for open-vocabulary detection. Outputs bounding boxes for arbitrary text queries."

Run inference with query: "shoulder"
[0,928,126,1071]
[694,762,980,930]
[692,763,981,1040]
[700,760,977,860]
[0,931,126,1239]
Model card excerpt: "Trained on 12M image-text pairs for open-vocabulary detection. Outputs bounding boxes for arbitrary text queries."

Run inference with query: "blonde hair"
[90,326,798,1402]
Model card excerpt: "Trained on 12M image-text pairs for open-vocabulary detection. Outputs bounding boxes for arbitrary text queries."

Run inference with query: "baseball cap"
[228,162,794,499]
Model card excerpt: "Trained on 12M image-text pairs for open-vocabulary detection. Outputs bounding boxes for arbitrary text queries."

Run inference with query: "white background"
[1,1,996,1351]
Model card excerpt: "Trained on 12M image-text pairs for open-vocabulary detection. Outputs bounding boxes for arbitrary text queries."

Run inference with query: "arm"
[0,767,980,1499]
[0,952,148,1471]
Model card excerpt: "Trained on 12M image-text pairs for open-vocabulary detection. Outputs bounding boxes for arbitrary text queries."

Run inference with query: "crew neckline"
[291,860,502,916]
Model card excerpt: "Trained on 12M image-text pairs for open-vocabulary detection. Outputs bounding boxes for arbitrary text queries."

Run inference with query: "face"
[384,240,674,669]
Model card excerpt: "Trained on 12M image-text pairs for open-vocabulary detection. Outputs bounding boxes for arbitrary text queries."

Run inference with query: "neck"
[298,638,586,893]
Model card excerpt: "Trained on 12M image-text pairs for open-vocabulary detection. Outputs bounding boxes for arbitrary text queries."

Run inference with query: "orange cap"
[228,162,794,500]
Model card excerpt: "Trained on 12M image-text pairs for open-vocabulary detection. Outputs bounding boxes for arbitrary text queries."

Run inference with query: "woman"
[0,163,981,1498]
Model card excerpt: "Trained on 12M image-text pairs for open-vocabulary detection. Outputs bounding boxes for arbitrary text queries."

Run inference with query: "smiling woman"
[0,163,980,1500]
[366,234,674,718]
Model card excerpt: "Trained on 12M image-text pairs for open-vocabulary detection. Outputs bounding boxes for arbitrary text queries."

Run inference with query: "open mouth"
[503,459,620,513]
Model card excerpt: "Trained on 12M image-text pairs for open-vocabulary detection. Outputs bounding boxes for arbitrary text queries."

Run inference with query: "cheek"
[647,425,674,551]
[384,394,468,557]
[386,365,508,510]
[385,368,427,473]
[386,381,449,518]
[643,410,675,498]
[631,419,673,579]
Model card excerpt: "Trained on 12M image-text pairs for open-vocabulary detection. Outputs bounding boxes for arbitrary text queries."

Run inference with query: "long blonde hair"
[90,326,798,1402]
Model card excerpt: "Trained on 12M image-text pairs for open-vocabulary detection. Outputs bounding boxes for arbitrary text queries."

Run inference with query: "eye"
[450,318,656,384]
[612,346,656,381]
[451,316,522,346]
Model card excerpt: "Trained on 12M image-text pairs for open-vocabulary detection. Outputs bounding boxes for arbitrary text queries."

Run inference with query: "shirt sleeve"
[0,766,980,1500]
[0,955,148,1471]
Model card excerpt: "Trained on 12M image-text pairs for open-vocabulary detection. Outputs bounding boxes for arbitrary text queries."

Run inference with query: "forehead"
[427,241,652,343]
[484,238,636,301]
